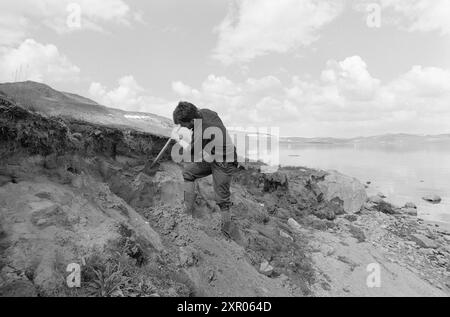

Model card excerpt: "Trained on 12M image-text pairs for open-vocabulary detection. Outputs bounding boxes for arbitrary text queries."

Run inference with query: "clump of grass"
[374,201,397,215]
[86,261,129,297]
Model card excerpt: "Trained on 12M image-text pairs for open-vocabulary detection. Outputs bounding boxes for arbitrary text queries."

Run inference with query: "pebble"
[36,219,47,226]
[280,230,293,241]
[410,233,438,249]
[259,261,274,277]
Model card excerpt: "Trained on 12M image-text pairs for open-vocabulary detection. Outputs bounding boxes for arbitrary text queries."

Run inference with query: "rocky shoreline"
[309,189,450,296]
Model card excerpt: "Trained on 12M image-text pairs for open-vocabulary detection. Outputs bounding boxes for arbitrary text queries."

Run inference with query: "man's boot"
[183,181,196,215]
[219,203,233,238]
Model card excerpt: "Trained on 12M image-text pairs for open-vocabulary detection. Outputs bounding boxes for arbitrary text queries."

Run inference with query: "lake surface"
[280,142,450,224]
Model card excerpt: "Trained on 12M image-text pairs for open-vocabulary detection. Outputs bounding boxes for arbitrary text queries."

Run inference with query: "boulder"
[377,192,387,199]
[402,208,418,216]
[404,202,417,209]
[316,171,367,214]
[410,234,438,249]
[422,195,442,204]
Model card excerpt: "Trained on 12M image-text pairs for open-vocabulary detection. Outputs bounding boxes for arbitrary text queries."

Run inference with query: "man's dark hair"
[173,101,201,124]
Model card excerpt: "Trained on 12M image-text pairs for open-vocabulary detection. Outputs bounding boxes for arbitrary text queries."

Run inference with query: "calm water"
[280,143,450,224]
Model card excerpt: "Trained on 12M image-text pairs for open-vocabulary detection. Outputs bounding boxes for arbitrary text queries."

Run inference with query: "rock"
[364,202,376,210]
[36,219,47,227]
[312,205,336,221]
[410,234,438,249]
[71,132,83,140]
[29,201,60,220]
[259,261,274,277]
[422,195,442,204]
[377,192,387,199]
[368,196,384,204]
[402,208,418,216]
[316,171,367,214]
[404,202,417,209]
[279,230,293,241]
[344,215,358,222]
[207,269,216,283]
[71,175,84,189]
[348,225,366,243]
[35,192,53,200]
[287,218,302,232]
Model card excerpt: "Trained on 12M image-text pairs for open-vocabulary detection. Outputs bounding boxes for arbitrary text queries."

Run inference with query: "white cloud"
[381,0,450,34]
[172,56,450,137]
[172,75,304,126]
[89,76,174,117]
[0,39,80,83]
[353,0,450,35]
[320,56,381,101]
[0,0,137,39]
[388,65,450,97]
[213,0,344,64]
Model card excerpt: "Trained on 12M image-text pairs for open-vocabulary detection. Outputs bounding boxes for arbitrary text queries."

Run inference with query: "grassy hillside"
[0,81,173,137]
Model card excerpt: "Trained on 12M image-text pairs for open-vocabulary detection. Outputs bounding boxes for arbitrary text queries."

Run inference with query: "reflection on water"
[280,142,450,224]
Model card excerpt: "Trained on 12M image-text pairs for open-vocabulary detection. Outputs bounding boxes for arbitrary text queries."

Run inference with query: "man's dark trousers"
[183,161,236,210]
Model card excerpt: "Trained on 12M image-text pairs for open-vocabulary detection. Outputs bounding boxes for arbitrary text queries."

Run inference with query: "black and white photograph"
[0,0,449,301]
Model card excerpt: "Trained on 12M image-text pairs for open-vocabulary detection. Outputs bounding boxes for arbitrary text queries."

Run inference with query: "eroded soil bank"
[1,96,449,297]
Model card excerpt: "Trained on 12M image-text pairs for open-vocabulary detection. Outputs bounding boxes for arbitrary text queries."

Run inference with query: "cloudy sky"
[1,0,449,137]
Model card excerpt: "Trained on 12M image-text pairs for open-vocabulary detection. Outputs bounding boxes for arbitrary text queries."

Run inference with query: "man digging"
[171,101,238,238]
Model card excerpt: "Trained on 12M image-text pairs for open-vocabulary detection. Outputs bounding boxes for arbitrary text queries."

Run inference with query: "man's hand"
[171,126,183,142]
[171,126,190,150]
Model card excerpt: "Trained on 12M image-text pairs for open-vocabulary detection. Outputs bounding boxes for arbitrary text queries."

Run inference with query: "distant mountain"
[281,137,349,145]
[0,81,173,137]
[281,133,450,145]
[351,134,450,144]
